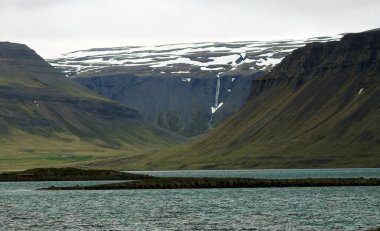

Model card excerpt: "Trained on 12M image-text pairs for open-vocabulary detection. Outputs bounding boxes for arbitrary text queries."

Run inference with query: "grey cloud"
[0,0,77,10]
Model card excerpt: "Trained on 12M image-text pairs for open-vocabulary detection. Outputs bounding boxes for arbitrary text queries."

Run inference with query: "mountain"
[103,30,380,170]
[48,36,339,136]
[0,42,183,171]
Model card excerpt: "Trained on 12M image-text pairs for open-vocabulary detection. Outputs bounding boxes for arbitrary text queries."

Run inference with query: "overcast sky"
[0,0,379,58]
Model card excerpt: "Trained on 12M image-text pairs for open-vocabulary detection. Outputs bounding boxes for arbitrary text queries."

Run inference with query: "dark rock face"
[252,31,380,96]
[76,72,264,136]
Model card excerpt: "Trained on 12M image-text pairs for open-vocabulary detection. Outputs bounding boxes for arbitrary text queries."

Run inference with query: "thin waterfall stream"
[208,72,224,128]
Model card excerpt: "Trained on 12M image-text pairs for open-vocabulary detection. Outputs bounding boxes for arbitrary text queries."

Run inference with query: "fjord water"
[1,169,379,230]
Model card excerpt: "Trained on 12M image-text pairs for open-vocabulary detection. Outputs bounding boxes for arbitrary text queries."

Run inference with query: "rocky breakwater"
[40,177,380,190]
[0,168,154,181]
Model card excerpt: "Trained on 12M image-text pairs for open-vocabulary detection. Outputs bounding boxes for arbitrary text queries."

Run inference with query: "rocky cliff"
[252,31,379,95]
[76,72,264,136]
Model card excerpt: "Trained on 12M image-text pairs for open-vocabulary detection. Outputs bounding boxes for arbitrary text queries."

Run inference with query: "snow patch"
[211,102,224,114]
[211,54,241,66]
[200,66,224,71]
[256,57,283,67]
[172,71,190,74]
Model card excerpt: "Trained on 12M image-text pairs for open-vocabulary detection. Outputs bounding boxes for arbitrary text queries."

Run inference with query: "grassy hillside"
[0,42,184,171]
[95,31,380,170]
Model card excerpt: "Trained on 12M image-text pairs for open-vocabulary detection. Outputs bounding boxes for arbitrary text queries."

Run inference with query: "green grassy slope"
[0,42,184,171]
[101,30,380,170]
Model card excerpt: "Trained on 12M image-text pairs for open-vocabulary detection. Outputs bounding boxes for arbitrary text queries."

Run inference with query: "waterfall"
[214,73,221,109]
[208,72,224,128]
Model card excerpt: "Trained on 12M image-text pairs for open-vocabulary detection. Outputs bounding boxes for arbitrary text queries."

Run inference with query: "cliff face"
[0,42,183,170]
[76,73,263,136]
[118,30,380,170]
[252,31,380,95]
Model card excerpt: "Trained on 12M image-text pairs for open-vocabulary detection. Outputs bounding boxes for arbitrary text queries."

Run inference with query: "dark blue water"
[0,169,379,230]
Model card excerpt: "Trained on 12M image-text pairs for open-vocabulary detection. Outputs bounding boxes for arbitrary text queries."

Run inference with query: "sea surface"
[0,169,379,230]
